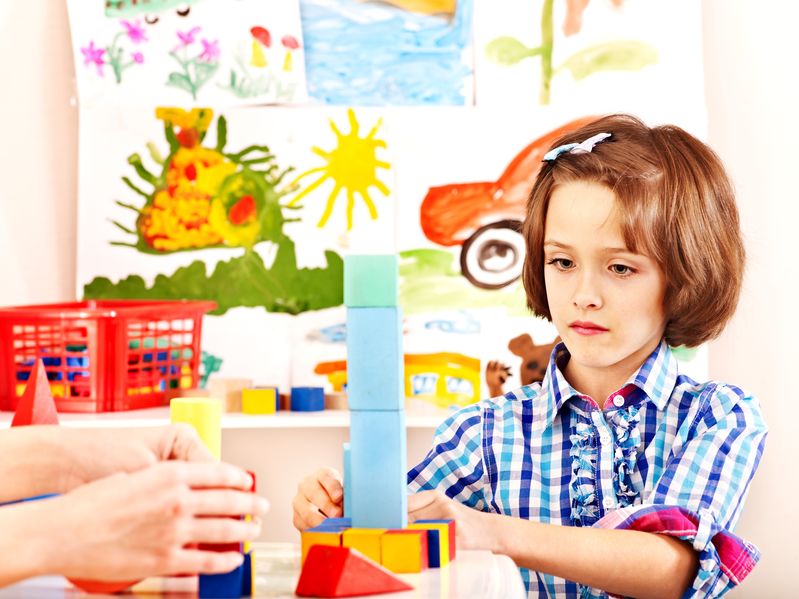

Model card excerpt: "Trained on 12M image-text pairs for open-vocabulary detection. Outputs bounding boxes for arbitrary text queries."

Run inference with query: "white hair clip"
[542,132,612,162]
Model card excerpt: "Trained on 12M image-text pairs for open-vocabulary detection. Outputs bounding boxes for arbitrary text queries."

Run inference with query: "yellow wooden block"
[242,387,277,415]
[170,397,223,460]
[408,522,450,566]
[301,530,342,565]
[342,528,386,563]
[380,530,426,573]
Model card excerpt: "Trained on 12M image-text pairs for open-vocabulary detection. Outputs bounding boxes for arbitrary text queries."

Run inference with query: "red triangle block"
[12,359,59,427]
[296,545,413,598]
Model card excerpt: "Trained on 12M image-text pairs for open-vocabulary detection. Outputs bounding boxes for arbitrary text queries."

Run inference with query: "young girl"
[293,114,767,598]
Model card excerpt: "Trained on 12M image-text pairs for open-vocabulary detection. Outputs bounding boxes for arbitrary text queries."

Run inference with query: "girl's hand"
[408,490,499,552]
[41,460,268,580]
[59,424,215,492]
[292,467,344,531]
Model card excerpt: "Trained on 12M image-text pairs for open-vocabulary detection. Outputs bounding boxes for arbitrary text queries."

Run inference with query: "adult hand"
[40,461,268,581]
[408,490,499,552]
[59,424,215,492]
[292,467,343,531]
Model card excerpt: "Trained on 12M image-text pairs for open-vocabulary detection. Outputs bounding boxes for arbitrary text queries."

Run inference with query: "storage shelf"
[0,407,451,429]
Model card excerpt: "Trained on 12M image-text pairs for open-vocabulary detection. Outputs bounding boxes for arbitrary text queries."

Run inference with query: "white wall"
[0,1,795,595]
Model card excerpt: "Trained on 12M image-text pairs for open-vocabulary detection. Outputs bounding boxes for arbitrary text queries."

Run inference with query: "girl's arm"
[409,490,697,599]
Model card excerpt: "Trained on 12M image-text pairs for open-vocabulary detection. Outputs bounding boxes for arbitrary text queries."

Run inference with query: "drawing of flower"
[167,27,220,100]
[199,39,220,63]
[81,41,106,77]
[281,35,300,72]
[121,19,148,44]
[81,20,149,84]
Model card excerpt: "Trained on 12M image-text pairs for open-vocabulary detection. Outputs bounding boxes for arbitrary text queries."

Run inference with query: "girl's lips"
[569,322,609,336]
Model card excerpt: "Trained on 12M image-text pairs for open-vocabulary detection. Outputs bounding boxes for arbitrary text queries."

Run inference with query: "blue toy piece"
[290,386,324,411]
[344,255,399,308]
[343,442,352,518]
[318,517,352,529]
[346,307,403,411]
[350,410,407,529]
[240,551,253,596]
[199,561,245,598]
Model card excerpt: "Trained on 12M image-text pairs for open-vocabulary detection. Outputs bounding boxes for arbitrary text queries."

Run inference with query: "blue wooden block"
[343,442,352,518]
[418,528,442,567]
[240,551,253,597]
[344,255,399,308]
[346,307,403,411]
[321,516,352,529]
[290,386,324,411]
[350,410,407,529]
[199,562,244,598]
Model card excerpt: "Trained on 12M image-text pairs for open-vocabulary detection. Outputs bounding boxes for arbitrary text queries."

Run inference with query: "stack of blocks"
[300,517,456,574]
[170,396,256,598]
[296,255,457,597]
[345,254,407,530]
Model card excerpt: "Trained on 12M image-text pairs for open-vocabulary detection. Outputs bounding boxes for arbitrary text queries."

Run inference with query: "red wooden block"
[67,578,138,594]
[295,545,413,598]
[11,359,59,427]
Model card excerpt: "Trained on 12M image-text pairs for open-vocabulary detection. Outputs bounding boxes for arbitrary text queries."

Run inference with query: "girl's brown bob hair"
[522,114,745,348]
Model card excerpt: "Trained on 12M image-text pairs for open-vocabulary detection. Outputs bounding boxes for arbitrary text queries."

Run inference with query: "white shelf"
[0,407,450,429]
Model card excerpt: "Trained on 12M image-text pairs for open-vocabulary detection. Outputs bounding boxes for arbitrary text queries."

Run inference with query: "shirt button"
[599,432,611,444]
[612,395,625,407]
[603,497,615,509]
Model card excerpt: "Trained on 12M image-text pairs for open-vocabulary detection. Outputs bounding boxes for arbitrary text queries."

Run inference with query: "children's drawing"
[375,0,456,15]
[69,0,308,106]
[485,333,559,397]
[419,116,595,289]
[167,27,220,99]
[80,19,149,83]
[105,0,202,24]
[84,107,344,314]
[484,0,657,104]
[299,0,474,105]
[287,109,390,231]
[221,26,302,101]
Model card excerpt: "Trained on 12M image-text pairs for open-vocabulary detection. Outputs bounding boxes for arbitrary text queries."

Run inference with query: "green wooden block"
[344,255,399,307]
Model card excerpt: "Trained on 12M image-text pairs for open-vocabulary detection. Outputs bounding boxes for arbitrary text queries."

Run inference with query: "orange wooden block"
[380,529,428,573]
[341,528,386,564]
[12,359,59,427]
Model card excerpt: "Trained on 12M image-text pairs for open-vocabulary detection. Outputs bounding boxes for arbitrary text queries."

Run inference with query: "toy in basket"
[0,300,216,413]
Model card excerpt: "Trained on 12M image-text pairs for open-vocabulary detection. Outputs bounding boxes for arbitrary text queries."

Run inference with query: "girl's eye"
[546,258,574,270]
[610,264,634,276]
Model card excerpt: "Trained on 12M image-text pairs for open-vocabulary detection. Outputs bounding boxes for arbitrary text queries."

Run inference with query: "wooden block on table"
[350,410,407,529]
[380,529,428,573]
[12,359,59,427]
[301,528,344,565]
[295,545,412,598]
[344,254,399,308]
[291,386,325,411]
[342,442,352,518]
[342,528,386,564]
[170,397,222,460]
[242,387,277,414]
[416,520,457,561]
[174,387,211,398]
[241,551,254,597]
[199,561,244,598]
[346,307,403,411]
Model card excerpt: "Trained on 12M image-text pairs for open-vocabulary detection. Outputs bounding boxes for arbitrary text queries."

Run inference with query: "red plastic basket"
[0,300,216,413]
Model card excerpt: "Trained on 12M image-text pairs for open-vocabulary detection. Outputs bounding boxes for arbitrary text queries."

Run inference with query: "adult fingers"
[184,516,262,544]
[167,548,245,576]
[186,489,269,517]
[151,461,253,491]
[167,423,216,463]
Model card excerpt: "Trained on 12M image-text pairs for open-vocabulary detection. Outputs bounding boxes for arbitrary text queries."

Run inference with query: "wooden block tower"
[345,255,407,530]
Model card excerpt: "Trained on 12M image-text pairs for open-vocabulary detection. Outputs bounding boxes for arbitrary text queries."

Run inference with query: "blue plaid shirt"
[407,340,767,598]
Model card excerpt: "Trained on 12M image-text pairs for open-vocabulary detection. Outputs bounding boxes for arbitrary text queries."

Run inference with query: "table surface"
[0,542,528,598]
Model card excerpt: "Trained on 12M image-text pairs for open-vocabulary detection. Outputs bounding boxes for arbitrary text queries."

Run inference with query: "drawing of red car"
[420,116,597,289]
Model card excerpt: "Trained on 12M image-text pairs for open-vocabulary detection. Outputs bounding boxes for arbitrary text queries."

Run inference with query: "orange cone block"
[295,545,413,598]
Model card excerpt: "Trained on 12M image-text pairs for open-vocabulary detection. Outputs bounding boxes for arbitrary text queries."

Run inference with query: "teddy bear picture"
[486,334,560,397]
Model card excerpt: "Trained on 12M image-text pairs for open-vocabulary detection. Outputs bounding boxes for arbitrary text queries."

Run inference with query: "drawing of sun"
[287,108,390,231]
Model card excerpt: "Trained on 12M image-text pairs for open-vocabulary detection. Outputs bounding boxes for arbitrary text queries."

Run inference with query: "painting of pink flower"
[199,39,220,63]
[121,20,148,44]
[564,0,625,36]
[132,52,145,64]
[81,41,105,77]
[175,26,202,51]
